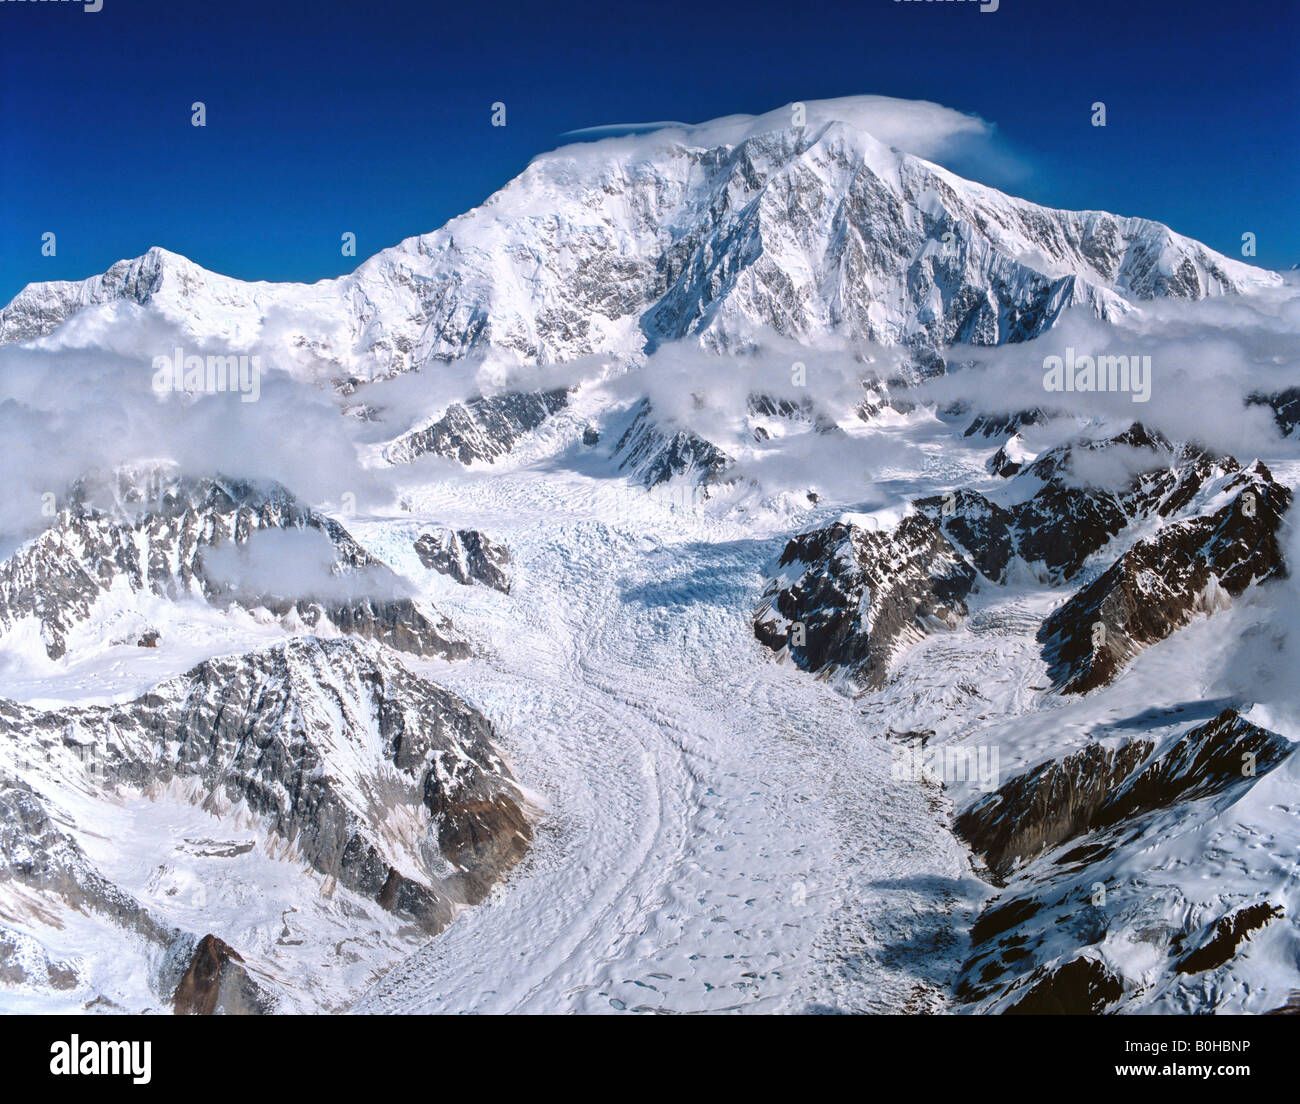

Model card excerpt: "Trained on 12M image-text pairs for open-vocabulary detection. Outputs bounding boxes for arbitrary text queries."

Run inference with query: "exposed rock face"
[1249,387,1300,437]
[0,927,79,992]
[1176,904,1283,975]
[0,468,466,661]
[754,513,976,689]
[435,795,534,903]
[987,444,1019,479]
[919,425,1234,584]
[954,741,1154,882]
[964,409,1045,439]
[987,434,1034,478]
[954,710,1293,1012]
[615,399,733,488]
[914,489,1019,583]
[748,392,837,428]
[1004,957,1124,1015]
[0,773,171,946]
[1038,462,1291,693]
[749,394,812,420]
[384,389,570,465]
[957,709,1290,883]
[414,528,512,593]
[173,934,273,1015]
[0,637,532,932]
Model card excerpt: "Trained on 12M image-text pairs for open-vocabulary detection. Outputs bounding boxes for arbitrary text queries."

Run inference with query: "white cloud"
[917,286,1300,464]
[554,95,1031,188]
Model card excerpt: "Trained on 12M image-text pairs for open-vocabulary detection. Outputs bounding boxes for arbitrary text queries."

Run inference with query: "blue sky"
[1,0,1296,302]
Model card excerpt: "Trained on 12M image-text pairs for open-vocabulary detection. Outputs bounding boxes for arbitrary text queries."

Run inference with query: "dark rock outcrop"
[173,935,273,1015]
[436,795,535,903]
[415,528,512,593]
[0,637,532,933]
[955,710,1293,1011]
[0,469,466,661]
[987,437,1029,478]
[0,773,172,945]
[955,741,1153,882]
[1038,462,1290,693]
[1248,387,1300,438]
[1004,957,1124,1015]
[957,709,1291,882]
[1175,903,1283,975]
[754,513,976,689]
[919,425,1234,585]
[1265,992,1300,1015]
[0,927,79,991]
[615,399,733,488]
[384,389,570,465]
[964,408,1045,439]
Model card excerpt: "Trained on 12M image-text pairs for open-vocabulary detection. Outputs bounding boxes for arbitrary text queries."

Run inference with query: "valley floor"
[350,470,988,1014]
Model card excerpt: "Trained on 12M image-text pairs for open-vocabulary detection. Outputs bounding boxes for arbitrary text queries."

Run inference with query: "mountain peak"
[0,97,1282,379]
[551,95,993,165]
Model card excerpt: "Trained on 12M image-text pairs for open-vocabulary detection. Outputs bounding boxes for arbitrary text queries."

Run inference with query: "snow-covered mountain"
[0,468,466,662]
[1,96,1297,1017]
[0,636,529,1012]
[954,706,1294,1013]
[1,99,1278,388]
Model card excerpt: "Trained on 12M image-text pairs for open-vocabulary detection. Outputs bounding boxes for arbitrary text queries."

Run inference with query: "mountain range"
[0,96,1296,1016]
